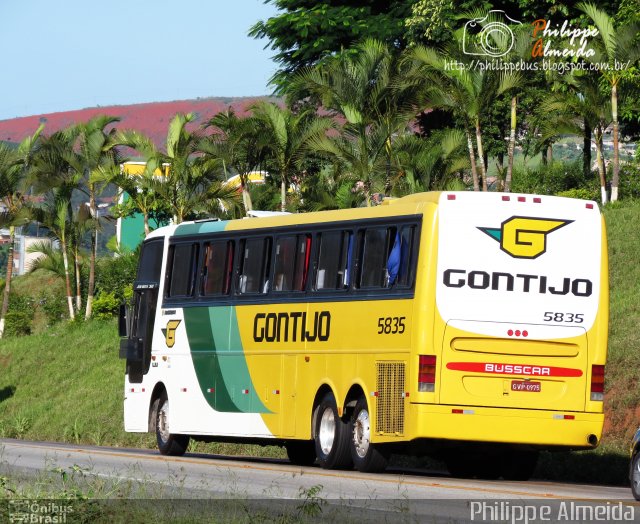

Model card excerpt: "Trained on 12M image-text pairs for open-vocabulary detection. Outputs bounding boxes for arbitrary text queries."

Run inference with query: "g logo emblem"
[162,320,182,348]
[479,216,572,259]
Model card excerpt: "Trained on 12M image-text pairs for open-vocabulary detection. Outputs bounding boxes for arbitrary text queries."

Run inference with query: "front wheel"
[314,393,352,469]
[155,393,190,456]
[631,452,640,501]
[349,398,389,473]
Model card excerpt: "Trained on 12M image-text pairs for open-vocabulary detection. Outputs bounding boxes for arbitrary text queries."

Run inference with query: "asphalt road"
[1,438,638,523]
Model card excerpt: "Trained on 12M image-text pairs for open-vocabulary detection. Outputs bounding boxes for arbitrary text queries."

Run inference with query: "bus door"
[119,239,165,383]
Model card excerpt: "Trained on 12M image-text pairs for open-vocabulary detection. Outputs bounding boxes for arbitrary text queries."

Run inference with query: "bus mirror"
[118,304,128,338]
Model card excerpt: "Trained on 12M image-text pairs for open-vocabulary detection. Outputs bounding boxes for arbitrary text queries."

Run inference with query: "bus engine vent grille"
[376,361,405,435]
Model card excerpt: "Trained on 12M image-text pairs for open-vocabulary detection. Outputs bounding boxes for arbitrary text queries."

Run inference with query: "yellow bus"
[119,191,608,479]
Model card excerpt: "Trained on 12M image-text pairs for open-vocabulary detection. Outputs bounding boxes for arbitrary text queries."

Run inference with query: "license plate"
[511,380,541,392]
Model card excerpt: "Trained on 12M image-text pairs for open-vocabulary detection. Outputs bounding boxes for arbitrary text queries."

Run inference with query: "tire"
[155,393,190,456]
[285,440,316,466]
[501,450,538,481]
[314,393,352,469]
[349,397,389,473]
[631,452,640,501]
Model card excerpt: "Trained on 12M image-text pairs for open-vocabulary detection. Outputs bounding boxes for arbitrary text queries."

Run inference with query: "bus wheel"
[285,440,316,466]
[155,393,190,456]
[314,393,352,469]
[349,398,389,473]
[501,450,538,481]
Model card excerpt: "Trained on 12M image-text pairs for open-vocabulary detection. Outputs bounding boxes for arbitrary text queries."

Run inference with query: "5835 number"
[543,312,584,323]
[377,316,406,334]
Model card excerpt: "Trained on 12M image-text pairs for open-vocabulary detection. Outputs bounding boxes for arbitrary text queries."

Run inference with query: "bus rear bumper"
[408,404,604,449]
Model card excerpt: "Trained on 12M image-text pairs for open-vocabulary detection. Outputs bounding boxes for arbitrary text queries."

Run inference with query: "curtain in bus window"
[387,232,401,285]
[360,228,391,288]
[274,236,296,291]
[396,226,414,286]
[292,234,311,291]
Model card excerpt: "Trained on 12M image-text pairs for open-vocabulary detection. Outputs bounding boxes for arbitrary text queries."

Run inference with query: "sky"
[0,0,280,121]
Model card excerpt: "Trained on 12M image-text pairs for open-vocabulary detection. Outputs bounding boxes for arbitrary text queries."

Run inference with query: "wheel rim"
[158,399,170,443]
[353,409,370,459]
[318,407,335,455]
[633,456,640,494]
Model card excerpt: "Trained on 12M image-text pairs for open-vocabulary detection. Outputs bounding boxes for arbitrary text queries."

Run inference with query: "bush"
[511,160,599,196]
[38,290,68,326]
[555,187,600,201]
[95,253,138,302]
[4,311,32,337]
[92,292,120,320]
[619,161,640,200]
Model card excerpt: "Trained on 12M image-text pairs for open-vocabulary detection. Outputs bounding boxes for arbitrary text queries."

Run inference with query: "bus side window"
[315,231,350,290]
[274,234,311,292]
[166,243,199,298]
[201,241,234,296]
[238,237,272,294]
[359,227,396,288]
[393,226,415,287]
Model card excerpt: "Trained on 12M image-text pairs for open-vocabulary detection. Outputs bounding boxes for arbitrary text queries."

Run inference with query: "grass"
[0,199,639,486]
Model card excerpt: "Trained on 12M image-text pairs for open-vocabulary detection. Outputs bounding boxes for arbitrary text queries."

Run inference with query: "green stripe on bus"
[184,306,270,414]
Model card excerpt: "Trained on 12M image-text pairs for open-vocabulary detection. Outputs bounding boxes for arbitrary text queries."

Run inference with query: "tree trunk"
[475,119,488,191]
[0,226,16,338]
[466,130,480,191]
[595,130,608,205]
[505,96,517,193]
[62,243,75,320]
[583,118,592,178]
[143,213,150,237]
[611,83,619,202]
[280,178,286,213]
[85,186,96,320]
[546,144,553,164]
[74,245,81,312]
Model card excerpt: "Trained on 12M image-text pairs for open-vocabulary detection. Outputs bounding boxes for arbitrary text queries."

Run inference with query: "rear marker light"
[586,203,594,209]
[507,329,528,337]
[502,196,510,201]
[533,197,541,203]
[447,194,456,200]
[418,355,437,392]
[590,364,605,401]
[518,196,526,202]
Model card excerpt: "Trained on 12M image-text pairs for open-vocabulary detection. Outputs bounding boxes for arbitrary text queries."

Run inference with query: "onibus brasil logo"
[478,216,572,259]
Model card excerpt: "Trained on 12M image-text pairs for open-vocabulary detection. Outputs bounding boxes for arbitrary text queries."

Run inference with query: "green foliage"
[38,290,68,326]
[5,293,35,336]
[95,253,138,302]
[618,161,640,200]
[555,187,599,200]
[92,292,120,320]
[510,160,599,196]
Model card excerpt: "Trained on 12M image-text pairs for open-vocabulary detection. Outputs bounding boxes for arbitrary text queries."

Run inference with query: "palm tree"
[251,101,332,212]
[291,39,421,204]
[0,126,43,338]
[540,74,612,204]
[64,115,122,319]
[119,113,240,224]
[579,2,640,201]
[201,109,267,215]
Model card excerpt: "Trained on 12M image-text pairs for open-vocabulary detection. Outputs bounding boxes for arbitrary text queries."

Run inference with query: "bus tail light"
[418,355,437,392]
[590,364,605,401]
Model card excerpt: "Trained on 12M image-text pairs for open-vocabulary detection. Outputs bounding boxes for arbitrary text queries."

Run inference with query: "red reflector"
[533,197,541,203]
[564,415,575,420]
[447,194,456,200]
[452,409,463,414]
[518,196,526,202]
[586,203,594,209]
[502,195,510,201]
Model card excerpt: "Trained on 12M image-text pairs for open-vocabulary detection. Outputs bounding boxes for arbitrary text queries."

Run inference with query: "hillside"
[0,200,638,485]
[0,96,277,148]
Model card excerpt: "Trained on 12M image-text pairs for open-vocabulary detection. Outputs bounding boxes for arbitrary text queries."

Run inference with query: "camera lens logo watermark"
[463,10,521,57]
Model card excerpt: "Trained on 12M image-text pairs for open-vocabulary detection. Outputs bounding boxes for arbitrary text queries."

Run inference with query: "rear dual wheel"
[349,398,389,473]
[314,393,352,469]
